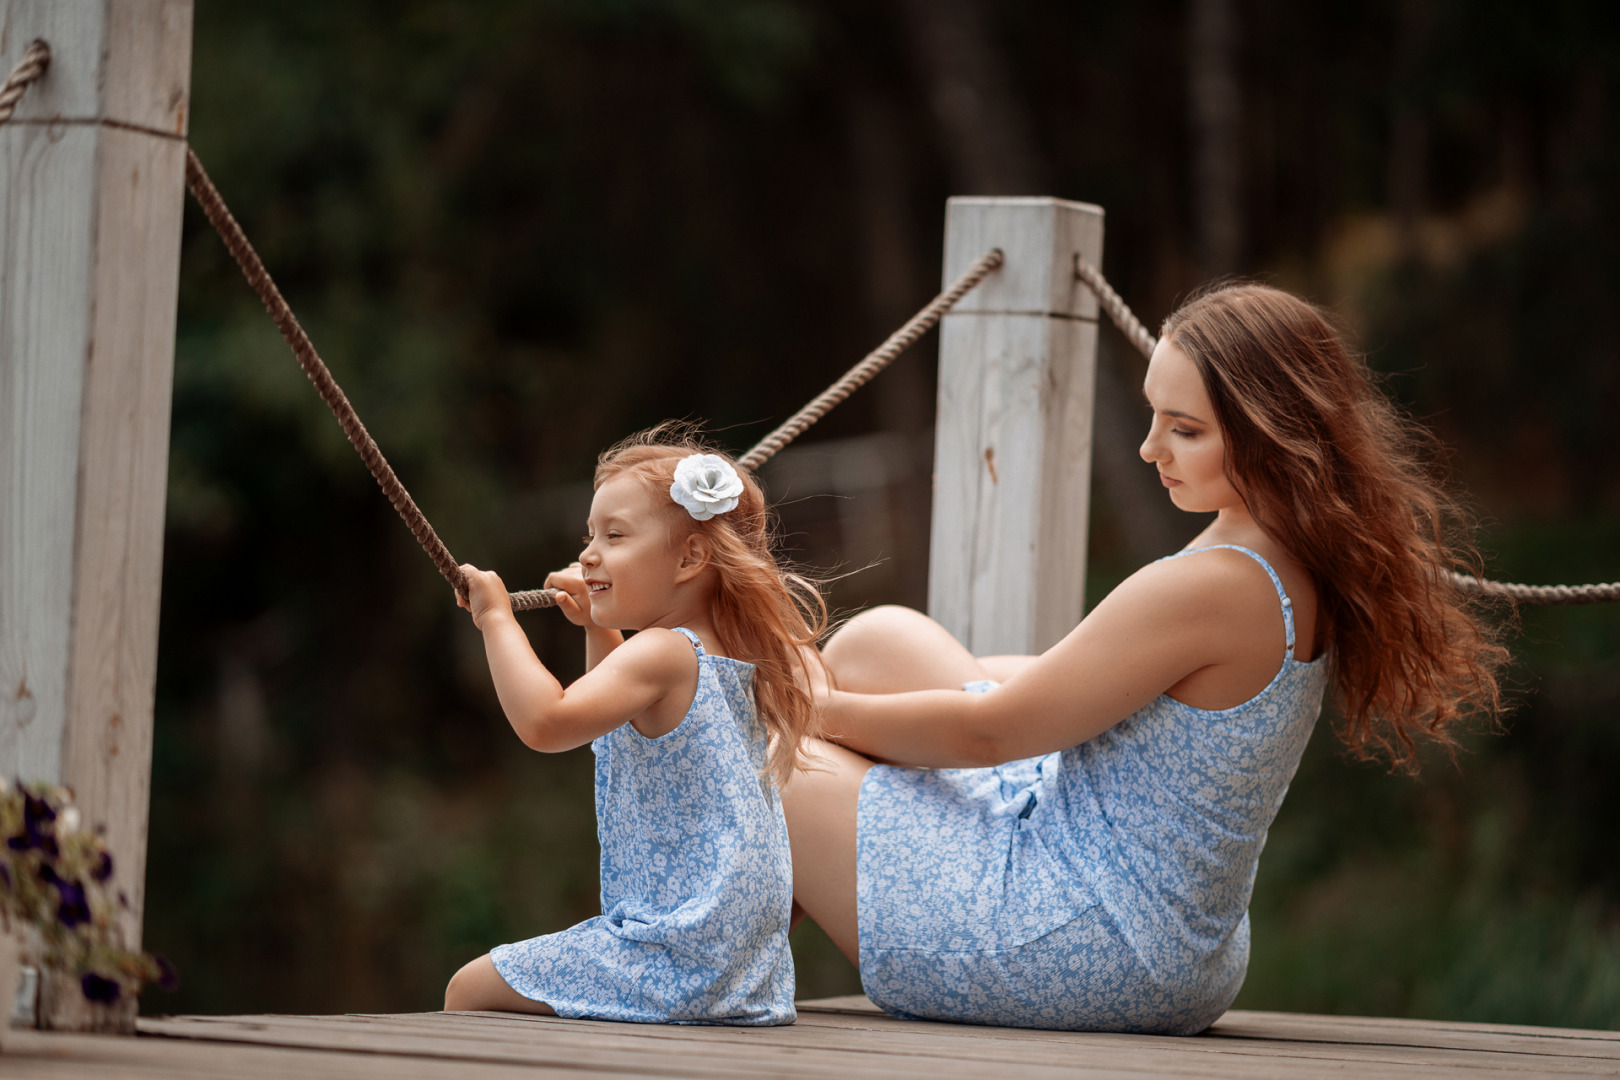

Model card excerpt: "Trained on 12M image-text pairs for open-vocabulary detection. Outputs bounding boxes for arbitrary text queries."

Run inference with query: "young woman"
[783,282,1508,1034]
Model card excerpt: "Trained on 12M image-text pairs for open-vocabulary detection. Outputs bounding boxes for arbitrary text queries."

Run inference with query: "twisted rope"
[1073,256,1620,606]
[0,40,50,126]
[1075,255,1157,361]
[1449,573,1620,606]
[183,149,558,610]
[737,249,1004,471]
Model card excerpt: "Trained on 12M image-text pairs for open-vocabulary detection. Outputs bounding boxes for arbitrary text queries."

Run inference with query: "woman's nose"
[1139,427,1161,464]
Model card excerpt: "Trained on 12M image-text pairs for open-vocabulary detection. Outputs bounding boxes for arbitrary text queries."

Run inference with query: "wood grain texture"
[929,197,1101,656]
[0,0,192,134]
[942,196,1104,320]
[91,1006,1620,1079]
[0,123,97,785]
[59,123,186,947]
[0,0,191,1029]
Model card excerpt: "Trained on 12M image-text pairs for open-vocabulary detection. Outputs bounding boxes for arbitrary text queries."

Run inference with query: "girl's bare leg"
[822,605,992,692]
[444,954,557,1015]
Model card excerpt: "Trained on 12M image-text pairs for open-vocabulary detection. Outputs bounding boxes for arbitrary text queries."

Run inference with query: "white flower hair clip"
[670,453,744,521]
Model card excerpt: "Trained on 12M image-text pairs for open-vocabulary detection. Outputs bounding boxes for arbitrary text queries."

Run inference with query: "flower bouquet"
[0,779,175,1037]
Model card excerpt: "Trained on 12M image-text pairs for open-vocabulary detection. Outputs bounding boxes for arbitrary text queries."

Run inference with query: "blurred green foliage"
[143,0,1620,1026]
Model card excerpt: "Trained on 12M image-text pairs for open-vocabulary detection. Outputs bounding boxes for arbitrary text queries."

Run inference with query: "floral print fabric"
[491,628,796,1025]
[857,545,1330,1034]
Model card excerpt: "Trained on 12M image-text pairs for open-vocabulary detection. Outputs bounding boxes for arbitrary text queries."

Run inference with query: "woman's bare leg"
[444,954,556,1015]
[780,739,873,965]
[823,605,992,693]
[977,654,1039,682]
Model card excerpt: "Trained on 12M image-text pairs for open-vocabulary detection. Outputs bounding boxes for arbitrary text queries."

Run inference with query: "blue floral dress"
[856,546,1330,1034]
[491,628,796,1025]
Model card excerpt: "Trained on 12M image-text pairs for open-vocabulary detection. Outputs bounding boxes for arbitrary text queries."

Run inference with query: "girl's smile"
[578,475,704,632]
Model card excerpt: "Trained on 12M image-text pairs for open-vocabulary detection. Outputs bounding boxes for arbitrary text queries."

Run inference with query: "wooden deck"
[1,995,1616,1078]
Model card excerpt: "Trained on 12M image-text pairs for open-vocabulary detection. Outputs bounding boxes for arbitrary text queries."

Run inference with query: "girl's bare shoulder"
[599,627,698,683]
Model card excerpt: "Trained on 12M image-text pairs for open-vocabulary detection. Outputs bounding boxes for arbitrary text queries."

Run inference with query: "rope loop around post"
[737,248,1005,471]
[0,39,51,127]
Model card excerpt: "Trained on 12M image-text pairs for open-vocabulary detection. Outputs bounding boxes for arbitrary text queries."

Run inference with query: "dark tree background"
[144,0,1620,1025]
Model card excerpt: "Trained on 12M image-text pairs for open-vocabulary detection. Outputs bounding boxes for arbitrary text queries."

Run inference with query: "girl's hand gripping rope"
[544,562,596,629]
[457,564,514,630]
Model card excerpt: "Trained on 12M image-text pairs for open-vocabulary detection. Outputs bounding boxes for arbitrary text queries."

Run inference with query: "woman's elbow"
[954,726,1008,769]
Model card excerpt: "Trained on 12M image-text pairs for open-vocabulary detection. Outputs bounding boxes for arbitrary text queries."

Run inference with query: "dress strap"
[1160,544,1296,659]
[669,626,705,655]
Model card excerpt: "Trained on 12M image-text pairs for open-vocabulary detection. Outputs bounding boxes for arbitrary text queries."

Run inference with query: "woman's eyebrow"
[1143,394,1208,424]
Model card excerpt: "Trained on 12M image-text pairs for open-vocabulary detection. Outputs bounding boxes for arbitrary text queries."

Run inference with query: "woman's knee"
[824,605,982,692]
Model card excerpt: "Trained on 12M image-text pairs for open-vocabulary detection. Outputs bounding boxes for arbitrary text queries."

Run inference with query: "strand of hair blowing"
[1163,285,1510,768]
[595,430,827,784]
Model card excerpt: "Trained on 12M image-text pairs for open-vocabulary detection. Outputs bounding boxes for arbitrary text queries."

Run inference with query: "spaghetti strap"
[670,626,705,655]
[1160,545,1297,659]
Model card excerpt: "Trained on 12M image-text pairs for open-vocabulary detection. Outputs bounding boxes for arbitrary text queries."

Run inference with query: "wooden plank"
[2,1026,649,1079]
[132,1010,1617,1079]
[928,197,1102,656]
[803,997,1620,1057]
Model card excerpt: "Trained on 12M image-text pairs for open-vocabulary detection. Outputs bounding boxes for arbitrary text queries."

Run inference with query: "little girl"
[442,428,825,1025]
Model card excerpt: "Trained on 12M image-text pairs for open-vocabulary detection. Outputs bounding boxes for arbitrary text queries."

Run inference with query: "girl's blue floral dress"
[491,628,796,1025]
[856,546,1330,1034]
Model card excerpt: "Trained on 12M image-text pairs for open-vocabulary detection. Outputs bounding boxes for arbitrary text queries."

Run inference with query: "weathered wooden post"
[929,197,1104,655]
[0,0,193,1029]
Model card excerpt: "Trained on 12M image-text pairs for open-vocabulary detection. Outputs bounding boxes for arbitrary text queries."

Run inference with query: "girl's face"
[1139,336,1245,515]
[578,474,692,630]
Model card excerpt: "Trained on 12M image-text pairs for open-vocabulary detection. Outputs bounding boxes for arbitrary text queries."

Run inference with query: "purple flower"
[90,851,114,882]
[80,973,121,1004]
[154,954,180,992]
[55,880,91,928]
[22,793,55,839]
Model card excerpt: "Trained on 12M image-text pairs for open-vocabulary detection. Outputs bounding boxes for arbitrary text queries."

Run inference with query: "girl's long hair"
[595,425,828,783]
[1162,283,1510,768]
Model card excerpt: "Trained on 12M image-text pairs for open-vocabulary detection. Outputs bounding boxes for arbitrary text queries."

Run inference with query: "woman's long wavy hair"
[1162,283,1510,768]
[594,425,828,783]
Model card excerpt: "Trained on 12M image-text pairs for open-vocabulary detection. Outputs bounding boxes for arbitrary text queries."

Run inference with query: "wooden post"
[0,0,193,1030]
[928,197,1104,656]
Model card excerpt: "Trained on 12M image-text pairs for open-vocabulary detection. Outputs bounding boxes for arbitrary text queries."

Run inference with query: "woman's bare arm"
[821,552,1283,767]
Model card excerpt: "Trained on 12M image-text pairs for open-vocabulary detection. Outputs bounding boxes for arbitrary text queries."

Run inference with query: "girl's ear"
[673,531,712,584]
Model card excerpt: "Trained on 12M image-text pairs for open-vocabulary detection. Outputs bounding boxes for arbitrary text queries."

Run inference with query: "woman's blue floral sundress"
[491,627,796,1025]
[856,545,1330,1034]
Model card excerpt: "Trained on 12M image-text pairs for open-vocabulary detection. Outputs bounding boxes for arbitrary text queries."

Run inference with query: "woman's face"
[1139,336,1245,515]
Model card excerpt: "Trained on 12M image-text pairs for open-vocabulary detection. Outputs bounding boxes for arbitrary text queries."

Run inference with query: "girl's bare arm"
[460,564,691,751]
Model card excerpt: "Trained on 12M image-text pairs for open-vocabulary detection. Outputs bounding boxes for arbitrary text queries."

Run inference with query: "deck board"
[0,996,1612,1078]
